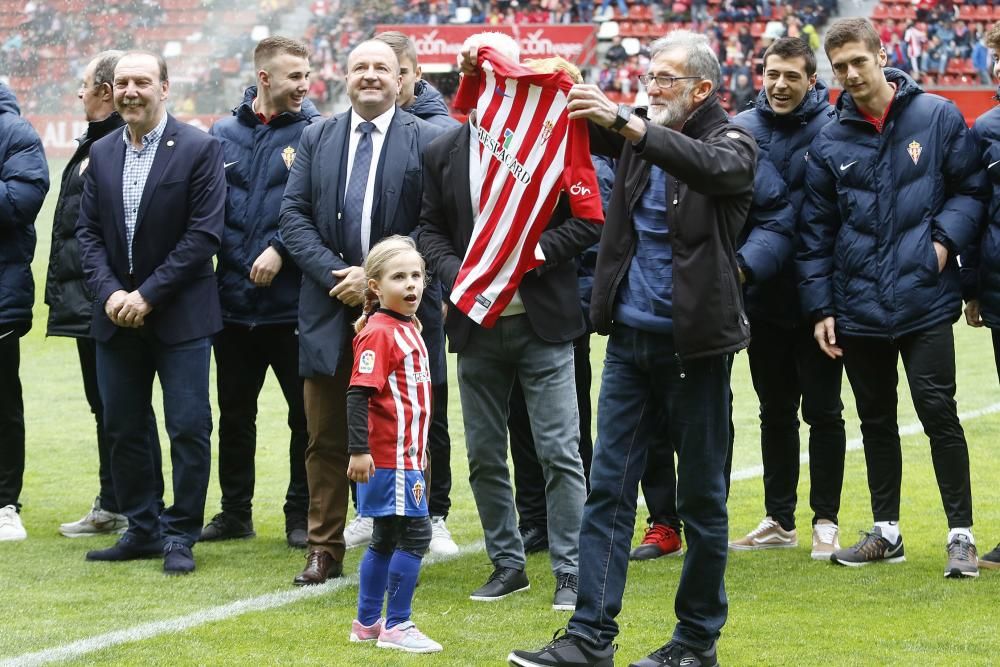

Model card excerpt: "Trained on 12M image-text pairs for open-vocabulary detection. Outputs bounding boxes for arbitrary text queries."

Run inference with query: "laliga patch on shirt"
[358,350,376,374]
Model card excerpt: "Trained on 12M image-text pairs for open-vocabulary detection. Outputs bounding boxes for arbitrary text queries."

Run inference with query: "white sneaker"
[0,505,27,541]
[59,498,128,538]
[376,621,443,653]
[344,515,373,549]
[811,520,840,560]
[429,516,459,555]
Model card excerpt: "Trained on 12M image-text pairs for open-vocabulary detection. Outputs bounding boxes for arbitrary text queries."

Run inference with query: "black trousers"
[77,337,163,514]
[214,324,308,525]
[841,322,973,527]
[510,333,593,529]
[427,381,452,518]
[0,327,24,510]
[746,318,846,530]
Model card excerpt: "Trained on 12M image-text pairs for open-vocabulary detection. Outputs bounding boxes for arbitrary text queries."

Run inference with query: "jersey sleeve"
[349,325,402,392]
[563,116,605,223]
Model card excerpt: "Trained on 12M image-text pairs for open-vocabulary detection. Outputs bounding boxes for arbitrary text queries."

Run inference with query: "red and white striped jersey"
[349,312,432,471]
[450,46,604,327]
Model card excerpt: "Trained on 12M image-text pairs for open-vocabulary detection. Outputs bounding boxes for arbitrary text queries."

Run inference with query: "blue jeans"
[568,325,731,651]
[97,330,213,546]
[457,314,585,576]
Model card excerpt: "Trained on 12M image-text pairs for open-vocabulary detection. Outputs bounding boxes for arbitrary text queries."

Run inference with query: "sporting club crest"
[281,146,296,170]
[411,480,424,506]
[907,140,922,166]
[540,119,555,144]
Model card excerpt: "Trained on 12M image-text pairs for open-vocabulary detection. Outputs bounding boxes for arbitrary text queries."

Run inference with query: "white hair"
[461,31,520,62]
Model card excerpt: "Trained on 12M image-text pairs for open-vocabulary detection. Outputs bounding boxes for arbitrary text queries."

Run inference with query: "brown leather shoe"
[293,549,342,586]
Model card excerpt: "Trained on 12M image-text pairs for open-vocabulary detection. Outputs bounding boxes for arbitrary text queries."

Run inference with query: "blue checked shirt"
[121,113,168,272]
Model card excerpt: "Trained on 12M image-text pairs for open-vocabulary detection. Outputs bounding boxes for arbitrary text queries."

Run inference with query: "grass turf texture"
[3,159,1000,666]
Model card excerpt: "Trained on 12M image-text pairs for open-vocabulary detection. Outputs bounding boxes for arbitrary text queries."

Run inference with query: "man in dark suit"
[417,34,599,611]
[279,39,445,585]
[76,51,226,575]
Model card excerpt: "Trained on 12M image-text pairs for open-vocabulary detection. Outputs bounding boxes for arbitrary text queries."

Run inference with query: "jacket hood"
[754,78,832,124]
[404,80,451,120]
[0,83,22,116]
[836,67,922,120]
[234,86,321,126]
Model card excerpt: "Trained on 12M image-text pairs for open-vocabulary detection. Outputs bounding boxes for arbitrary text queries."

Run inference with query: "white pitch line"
[1,541,484,667]
[8,402,1000,666]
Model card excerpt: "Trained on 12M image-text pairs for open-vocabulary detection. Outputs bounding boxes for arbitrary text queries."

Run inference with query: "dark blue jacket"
[77,115,226,344]
[798,69,988,338]
[962,94,1000,327]
[210,87,321,326]
[403,80,459,130]
[733,81,835,327]
[280,108,445,377]
[0,83,49,331]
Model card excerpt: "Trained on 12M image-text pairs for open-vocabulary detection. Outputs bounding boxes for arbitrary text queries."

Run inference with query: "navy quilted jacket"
[733,81,835,327]
[210,87,321,326]
[961,97,1000,327]
[798,69,987,338]
[0,83,49,331]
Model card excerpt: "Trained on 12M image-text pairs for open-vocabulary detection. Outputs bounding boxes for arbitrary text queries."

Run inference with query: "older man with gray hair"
[509,30,756,667]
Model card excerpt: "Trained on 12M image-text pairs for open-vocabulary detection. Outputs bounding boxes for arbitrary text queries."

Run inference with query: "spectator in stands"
[953,20,972,58]
[728,36,845,560]
[47,51,164,540]
[199,36,320,550]
[0,81,49,543]
[729,71,756,110]
[799,18,987,577]
[886,33,911,73]
[606,35,628,67]
[964,20,1000,573]
[419,32,596,611]
[904,21,927,77]
[972,34,990,84]
[597,0,628,20]
[278,39,446,586]
[77,51,226,574]
[922,34,949,78]
[510,28,756,667]
[371,30,459,556]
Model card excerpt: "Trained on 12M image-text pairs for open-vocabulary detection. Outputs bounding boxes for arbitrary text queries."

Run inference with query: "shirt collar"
[122,112,168,149]
[350,105,395,135]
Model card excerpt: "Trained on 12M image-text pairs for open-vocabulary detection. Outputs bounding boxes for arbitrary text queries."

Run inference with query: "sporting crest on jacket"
[907,140,922,166]
[281,146,296,170]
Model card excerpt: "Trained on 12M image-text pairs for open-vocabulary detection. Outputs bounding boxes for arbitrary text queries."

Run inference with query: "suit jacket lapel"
[377,112,410,235]
[325,112,350,253]
[135,115,178,235]
[108,133,128,248]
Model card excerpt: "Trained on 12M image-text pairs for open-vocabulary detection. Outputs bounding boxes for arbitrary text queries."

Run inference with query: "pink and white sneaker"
[349,617,383,642]
[376,621,443,653]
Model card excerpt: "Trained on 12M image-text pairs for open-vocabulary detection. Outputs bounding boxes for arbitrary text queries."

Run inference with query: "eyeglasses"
[637,74,701,88]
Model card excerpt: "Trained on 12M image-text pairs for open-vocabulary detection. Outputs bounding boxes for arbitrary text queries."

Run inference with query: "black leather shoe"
[163,542,196,575]
[199,512,255,542]
[86,538,163,561]
[520,524,549,554]
[286,527,308,549]
[469,565,530,600]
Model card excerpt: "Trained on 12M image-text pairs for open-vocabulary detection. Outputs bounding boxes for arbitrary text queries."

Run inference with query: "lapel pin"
[167,140,175,147]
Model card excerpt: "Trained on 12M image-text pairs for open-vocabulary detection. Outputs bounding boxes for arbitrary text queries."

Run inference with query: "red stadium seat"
[976,5,992,19]
[750,21,765,37]
[872,4,889,19]
[958,4,976,19]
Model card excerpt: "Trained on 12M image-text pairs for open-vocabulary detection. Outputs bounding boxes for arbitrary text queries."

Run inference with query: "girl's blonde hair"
[353,235,425,333]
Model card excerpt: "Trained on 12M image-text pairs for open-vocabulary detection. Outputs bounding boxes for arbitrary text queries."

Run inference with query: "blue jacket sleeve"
[76,148,126,306]
[797,138,840,321]
[0,121,49,231]
[279,122,350,290]
[933,105,988,256]
[737,154,794,285]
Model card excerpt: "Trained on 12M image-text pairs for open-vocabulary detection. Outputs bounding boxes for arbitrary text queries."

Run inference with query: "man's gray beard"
[648,93,692,128]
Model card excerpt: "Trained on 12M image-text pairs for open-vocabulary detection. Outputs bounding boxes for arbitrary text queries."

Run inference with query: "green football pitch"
[3,160,1000,666]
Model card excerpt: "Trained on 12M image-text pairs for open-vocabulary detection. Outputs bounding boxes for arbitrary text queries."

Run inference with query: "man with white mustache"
[509,29,756,667]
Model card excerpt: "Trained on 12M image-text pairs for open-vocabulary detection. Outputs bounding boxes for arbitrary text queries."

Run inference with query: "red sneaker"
[630,523,683,561]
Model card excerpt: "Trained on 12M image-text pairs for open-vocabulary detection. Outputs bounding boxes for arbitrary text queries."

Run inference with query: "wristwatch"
[610,103,633,132]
